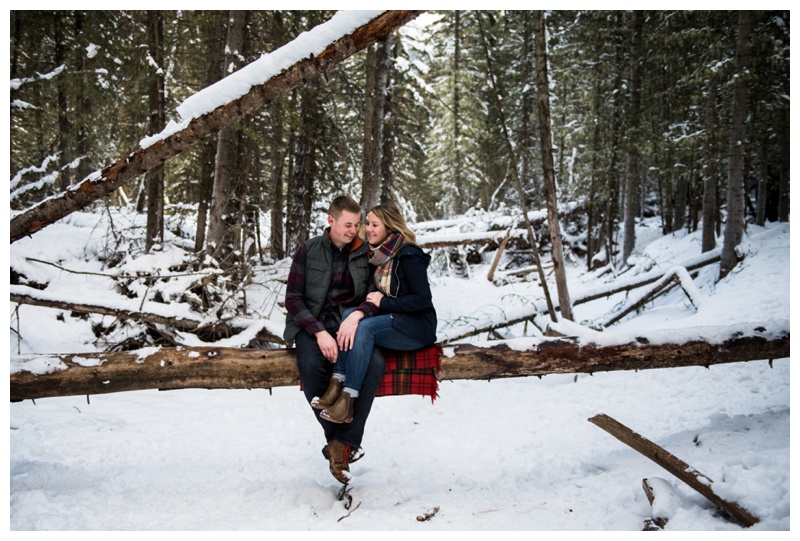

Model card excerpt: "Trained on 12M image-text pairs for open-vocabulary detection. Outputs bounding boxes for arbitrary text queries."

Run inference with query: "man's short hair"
[328,195,361,219]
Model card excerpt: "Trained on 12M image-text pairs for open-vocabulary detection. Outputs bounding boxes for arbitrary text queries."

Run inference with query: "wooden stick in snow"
[588,413,760,528]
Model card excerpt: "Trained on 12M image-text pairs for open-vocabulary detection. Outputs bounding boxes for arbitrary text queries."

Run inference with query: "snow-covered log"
[9,10,422,244]
[10,284,288,346]
[10,324,788,401]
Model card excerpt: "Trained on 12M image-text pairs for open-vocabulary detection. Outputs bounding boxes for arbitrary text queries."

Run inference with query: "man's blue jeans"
[295,330,385,449]
[333,308,428,394]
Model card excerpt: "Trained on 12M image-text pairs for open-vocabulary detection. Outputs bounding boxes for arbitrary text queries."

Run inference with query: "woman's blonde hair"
[367,203,417,245]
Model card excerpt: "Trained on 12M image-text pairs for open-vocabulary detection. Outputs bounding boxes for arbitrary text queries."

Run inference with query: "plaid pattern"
[298,345,441,403]
[285,233,357,337]
[369,232,407,296]
[376,345,441,403]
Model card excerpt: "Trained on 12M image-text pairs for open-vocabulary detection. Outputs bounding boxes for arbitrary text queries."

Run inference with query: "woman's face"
[365,211,390,247]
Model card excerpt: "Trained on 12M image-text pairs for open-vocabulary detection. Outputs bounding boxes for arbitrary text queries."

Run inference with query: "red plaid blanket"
[299,345,441,403]
[377,345,441,403]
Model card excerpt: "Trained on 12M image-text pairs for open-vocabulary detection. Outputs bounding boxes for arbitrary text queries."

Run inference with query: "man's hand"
[315,330,339,362]
[337,310,364,351]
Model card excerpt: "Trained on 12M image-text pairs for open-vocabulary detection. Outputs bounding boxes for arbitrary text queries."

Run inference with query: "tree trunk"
[269,100,286,260]
[380,34,396,203]
[777,106,789,222]
[287,78,322,251]
[477,12,557,322]
[10,325,788,401]
[194,12,227,253]
[533,11,573,321]
[361,34,391,211]
[720,11,753,279]
[702,51,719,252]
[145,11,166,253]
[10,11,423,244]
[622,11,644,263]
[755,133,768,227]
[54,13,71,193]
[452,10,463,214]
[206,10,247,267]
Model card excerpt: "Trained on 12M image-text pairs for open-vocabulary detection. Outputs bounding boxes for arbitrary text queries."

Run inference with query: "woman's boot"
[320,391,355,424]
[311,377,343,410]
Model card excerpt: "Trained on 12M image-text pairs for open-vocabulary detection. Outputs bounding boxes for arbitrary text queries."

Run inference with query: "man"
[284,195,385,485]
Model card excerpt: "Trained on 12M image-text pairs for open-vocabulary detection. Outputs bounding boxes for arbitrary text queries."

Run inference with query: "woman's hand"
[366,291,384,307]
[336,310,364,351]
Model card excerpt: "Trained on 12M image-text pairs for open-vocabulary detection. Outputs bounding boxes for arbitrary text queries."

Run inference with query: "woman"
[312,203,437,424]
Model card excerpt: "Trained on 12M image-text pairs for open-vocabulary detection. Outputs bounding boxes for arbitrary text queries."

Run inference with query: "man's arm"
[284,244,326,337]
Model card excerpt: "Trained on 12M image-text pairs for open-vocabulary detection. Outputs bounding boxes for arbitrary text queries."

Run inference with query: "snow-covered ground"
[8,208,791,532]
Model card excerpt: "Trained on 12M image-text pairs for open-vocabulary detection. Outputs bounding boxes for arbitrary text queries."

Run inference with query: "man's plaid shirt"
[285,233,376,337]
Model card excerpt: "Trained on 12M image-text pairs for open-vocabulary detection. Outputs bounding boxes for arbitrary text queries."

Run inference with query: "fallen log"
[10,324,788,401]
[440,251,722,343]
[10,284,288,345]
[588,413,760,528]
[10,11,421,243]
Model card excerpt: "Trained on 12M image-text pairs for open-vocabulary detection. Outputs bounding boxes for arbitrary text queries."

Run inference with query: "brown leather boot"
[320,391,355,424]
[326,439,352,484]
[311,377,342,410]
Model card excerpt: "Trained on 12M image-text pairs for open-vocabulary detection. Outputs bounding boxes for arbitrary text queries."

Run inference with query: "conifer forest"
[9,10,790,347]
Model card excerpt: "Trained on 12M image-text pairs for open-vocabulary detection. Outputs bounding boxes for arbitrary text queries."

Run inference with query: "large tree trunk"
[777,106,789,222]
[145,11,166,253]
[360,34,391,211]
[10,10,422,244]
[701,50,719,252]
[286,79,321,251]
[194,11,227,253]
[269,100,286,260]
[451,10,463,214]
[10,324,788,401]
[720,11,753,279]
[54,13,71,193]
[206,11,247,267]
[622,10,644,263]
[533,11,573,321]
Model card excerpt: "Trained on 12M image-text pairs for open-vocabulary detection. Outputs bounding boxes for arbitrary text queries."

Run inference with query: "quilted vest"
[283,233,370,342]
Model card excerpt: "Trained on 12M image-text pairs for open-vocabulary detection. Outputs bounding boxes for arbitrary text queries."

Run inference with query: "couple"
[283,196,437,484]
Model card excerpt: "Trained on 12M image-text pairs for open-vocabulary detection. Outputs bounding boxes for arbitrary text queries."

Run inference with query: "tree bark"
[533,10,573,321]
[777,106,789,222]
[477,12,557,323]
[702,47,719,252]
[451,10,463,214]
[194,11,227,253]
[589,413,759,527]
[622,11,644,263]
[361,34,392,210]
[10,10,423,244]
[10,325,788,401]
[145,11,166,253]
[206,11,247,267]
[720,11,753,279]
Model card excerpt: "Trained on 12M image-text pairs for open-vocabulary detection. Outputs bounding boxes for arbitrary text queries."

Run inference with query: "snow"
[6,9,793,534]
[7,204,791,532]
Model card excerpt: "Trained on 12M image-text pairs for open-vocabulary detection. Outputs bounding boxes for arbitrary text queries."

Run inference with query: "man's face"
[328,210,361,249]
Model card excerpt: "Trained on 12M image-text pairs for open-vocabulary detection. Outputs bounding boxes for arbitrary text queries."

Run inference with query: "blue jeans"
[334,308,428,393]
[295,330,385,449]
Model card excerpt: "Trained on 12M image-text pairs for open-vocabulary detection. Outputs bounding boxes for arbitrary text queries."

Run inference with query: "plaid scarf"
[368,232,407,297]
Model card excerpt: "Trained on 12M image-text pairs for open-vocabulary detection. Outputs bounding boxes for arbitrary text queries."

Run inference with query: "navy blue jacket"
[371,244,438,346]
